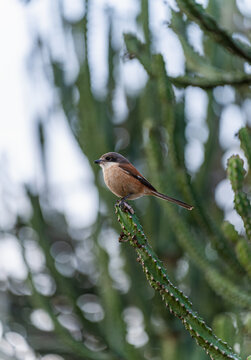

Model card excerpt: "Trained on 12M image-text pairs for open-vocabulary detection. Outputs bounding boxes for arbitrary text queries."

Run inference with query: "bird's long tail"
[152,191,194,211]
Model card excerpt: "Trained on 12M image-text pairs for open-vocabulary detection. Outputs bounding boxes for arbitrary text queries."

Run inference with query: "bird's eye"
[106,156,111,161]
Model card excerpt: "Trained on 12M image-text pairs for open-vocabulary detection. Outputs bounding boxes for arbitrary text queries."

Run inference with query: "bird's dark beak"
[94,159,101,164]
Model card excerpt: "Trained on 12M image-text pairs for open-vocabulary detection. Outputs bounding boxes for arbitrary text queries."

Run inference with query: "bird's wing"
[119,163,157,192]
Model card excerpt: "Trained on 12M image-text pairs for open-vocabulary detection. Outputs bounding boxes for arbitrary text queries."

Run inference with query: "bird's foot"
[118,200,134,214]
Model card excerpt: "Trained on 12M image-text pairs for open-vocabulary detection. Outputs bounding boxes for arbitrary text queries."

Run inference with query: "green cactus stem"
[115,204,241,360]
[239,127,251,169]
[235,239,251,280]
[227,155,251,242]
[175,0,251,63]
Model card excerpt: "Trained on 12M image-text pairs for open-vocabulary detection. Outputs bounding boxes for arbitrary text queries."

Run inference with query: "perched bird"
[95,152,193,211]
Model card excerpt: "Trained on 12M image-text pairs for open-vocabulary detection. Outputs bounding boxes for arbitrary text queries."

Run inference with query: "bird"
[94,152,193,212]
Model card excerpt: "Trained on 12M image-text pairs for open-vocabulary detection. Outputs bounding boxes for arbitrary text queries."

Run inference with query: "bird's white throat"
[100,161,117,170]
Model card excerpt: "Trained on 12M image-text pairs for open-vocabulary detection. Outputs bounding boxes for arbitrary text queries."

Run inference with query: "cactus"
[239,127,251,169]
[175,0,251,62]
[116,204,241,360]
[227,155,251,242]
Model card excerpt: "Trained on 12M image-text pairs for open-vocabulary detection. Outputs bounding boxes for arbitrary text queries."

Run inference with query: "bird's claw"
[118,201,134,214]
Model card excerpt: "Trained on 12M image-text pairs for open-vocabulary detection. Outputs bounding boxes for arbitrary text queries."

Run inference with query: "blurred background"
[0,0,251,359]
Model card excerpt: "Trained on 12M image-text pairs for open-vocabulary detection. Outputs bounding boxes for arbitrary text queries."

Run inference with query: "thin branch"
[176,0,251,63]
[170,74,251,89]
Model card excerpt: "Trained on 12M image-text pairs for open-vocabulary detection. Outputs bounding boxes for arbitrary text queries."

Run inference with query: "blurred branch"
[140,0,151,55]
[170,73,251,89]
[222,221,251,280]
[125,33,251,89]
[235,239,251,280]
[239,127,251,169]
[170,11,225,77]
[227,155,251,242]
[115,204,241,360]
[124,34,153,76]
[212,314,236,349]
[222,221,240,245]
[175,0,251,63]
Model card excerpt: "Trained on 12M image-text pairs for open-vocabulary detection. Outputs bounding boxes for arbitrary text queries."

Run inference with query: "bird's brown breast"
[103,164,145,199]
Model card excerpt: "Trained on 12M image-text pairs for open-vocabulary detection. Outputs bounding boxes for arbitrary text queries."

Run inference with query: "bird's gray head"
[94,152,129,168]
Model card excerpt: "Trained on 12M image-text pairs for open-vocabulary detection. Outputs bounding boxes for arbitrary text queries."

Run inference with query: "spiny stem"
[227,155,251,242]
[115,204,241,360]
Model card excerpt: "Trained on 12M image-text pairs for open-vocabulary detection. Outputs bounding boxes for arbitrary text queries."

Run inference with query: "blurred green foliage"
[1,0,251,359]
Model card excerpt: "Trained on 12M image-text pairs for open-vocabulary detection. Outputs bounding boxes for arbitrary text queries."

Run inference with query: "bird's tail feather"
[152,191,194,211]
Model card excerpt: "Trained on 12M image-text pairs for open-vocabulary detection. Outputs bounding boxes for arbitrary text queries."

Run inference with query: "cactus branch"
[239,127,251,169]
[171,74,251,89]
[175,0,251,63]
[115,204,242,360]
[227,155,251,242]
